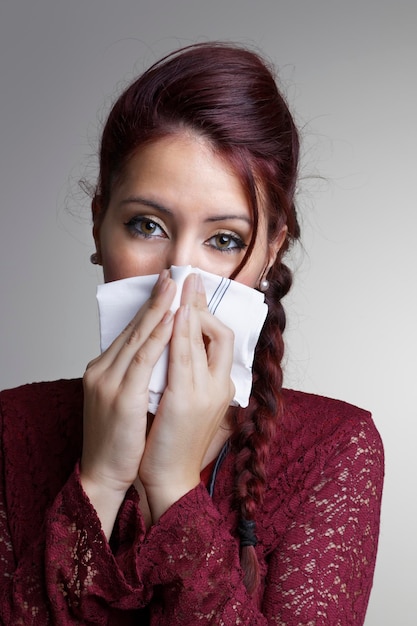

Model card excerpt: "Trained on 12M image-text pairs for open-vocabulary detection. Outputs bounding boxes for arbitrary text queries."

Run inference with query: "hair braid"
[232,259,294,597]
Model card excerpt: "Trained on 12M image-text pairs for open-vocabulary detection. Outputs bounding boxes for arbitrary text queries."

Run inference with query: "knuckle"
[148,297,162,313]
[121,318,135,335]
[83,365,98,388]
[125,324,145,347]
[179,352,192,367]
[192,333,206,352]
[132,349,148,367]
[85,357,98,372]
[83,368,104,392]
[148,326,162,342]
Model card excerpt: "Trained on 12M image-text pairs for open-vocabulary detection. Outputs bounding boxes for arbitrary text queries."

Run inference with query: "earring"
[90,252,99,265]
[259,278,270,292]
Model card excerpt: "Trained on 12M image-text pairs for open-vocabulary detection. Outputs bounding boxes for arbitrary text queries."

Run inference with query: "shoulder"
[282,387,371,422]
[0,378,84,462]
[0,378,83,422]
[280,388,382,451]
[0,378,83,413]
[266,388,384,487]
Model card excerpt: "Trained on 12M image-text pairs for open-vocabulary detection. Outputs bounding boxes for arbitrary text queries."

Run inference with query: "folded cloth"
[97,266,268,413]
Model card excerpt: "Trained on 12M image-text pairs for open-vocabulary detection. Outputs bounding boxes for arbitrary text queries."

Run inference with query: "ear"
[91,197,103,265]
[265,225,288,274]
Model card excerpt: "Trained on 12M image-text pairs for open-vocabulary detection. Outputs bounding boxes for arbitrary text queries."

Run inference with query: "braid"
[232,260,294,597]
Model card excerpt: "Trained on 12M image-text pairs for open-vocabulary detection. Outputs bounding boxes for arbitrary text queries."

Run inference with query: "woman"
[0,42,383,624]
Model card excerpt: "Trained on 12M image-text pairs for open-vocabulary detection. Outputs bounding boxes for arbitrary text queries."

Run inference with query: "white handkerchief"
[97,266,268,413]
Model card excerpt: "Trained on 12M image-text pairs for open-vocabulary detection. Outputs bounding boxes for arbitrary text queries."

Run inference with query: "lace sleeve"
[262,418,384,625]
[0,461,149,624]
[136,482,269,625]
[132,416,383,625]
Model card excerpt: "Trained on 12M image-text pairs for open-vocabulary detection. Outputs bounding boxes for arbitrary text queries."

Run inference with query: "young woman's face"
[94,133,285,287]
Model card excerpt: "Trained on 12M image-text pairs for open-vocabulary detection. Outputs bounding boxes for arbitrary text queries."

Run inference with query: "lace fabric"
[0,380,384,624]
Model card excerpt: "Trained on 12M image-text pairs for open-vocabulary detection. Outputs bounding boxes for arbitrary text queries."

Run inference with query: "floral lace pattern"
[0,380,384,624]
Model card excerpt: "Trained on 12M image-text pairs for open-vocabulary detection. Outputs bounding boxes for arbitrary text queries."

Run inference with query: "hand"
[139,273,235,522]
[80,269,176,537]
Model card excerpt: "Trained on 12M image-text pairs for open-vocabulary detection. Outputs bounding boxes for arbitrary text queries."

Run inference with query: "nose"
[166,236,200,269]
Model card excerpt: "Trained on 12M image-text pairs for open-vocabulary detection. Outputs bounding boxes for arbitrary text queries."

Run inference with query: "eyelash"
[124,216,248,254]
[124,216,166,239]
[206,231,247,253]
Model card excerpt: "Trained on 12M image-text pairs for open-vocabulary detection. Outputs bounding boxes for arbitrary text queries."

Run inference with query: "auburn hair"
[93,42,300,596]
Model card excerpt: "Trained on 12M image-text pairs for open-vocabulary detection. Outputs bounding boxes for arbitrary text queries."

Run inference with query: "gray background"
[1,1,416,623]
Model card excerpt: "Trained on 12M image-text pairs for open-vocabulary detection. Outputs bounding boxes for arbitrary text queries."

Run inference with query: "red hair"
[93,42,300,596]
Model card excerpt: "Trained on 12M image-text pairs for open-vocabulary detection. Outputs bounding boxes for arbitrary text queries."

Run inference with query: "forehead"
[113,133,255,213]
[122,133,242,184]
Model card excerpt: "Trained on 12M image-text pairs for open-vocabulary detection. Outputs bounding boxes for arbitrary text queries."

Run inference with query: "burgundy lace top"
[0,379,383,624]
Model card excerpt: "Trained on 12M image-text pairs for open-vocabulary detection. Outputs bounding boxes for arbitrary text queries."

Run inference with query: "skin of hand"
[80,270,234,536]
[139,272,235,523]
[80,269,177,537]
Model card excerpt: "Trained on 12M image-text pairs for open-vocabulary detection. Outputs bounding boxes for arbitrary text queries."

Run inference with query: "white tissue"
[97,266,268,413]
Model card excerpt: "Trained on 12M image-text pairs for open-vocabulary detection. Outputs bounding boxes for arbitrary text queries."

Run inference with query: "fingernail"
[196,274,205,294]
[159,268,169,282]
[153,269,166,292]
[160,269,171,292]
[188,273,196,291]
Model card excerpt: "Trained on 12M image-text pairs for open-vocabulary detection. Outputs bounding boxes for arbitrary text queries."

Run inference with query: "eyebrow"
[120,196,173,215]
[120,196,252,225]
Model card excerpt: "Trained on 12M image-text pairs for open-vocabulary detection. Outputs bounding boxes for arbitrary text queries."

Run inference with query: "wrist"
[79,470,130,539]
[144,476,201,523]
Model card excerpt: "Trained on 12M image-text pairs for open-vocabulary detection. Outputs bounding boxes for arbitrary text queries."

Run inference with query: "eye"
[124,216,167,239]
[207,232,247,253]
